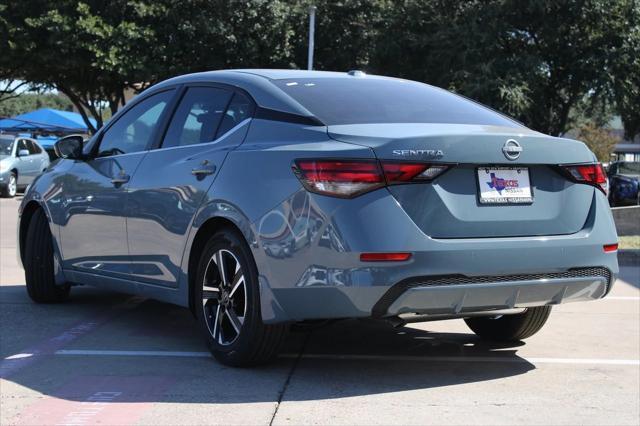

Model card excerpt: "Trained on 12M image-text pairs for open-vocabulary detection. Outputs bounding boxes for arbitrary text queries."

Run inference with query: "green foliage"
[0,0,637,142]
[289,1,390,71]
[610,4,640,140]
[0,93,74,118]
[374,0,637,136]
[577,122,618,162]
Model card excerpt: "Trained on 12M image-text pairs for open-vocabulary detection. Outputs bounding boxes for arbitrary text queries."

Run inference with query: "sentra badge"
[392,149,444,158]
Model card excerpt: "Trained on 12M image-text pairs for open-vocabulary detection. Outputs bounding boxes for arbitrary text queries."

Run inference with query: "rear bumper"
[254,189,619,323]
[378,268,610,317]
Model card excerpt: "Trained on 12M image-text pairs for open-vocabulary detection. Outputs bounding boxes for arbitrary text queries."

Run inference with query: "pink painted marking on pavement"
[0,297,143,379]
[14,375,176,426]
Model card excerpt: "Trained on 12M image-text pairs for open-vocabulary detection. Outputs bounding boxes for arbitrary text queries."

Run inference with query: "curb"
[618,249,640,266]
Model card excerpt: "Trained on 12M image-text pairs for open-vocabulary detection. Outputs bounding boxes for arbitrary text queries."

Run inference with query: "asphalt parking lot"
[1,196,639,426]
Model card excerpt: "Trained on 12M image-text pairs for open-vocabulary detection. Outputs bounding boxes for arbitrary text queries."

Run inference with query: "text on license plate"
[477,167,533,204]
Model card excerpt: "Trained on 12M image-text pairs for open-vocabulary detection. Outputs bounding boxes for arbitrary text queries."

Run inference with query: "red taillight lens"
[562,163,608,194]
[293,159,450,198]
[381,162,450,184]
[360,252,412,262]
[293,160,385,198]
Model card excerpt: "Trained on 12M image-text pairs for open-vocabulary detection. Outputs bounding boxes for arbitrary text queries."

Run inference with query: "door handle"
[191,160,216,177]
[111,173,130,185]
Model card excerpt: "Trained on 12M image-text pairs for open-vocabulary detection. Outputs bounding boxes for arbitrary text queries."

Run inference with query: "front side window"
[98,90,174,157]
[16,139,29,155]
[162,87,232,149]
[27,140,42,154]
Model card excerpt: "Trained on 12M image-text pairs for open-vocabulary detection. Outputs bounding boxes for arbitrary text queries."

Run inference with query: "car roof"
[149,69,384,120]
[231,69,375,80]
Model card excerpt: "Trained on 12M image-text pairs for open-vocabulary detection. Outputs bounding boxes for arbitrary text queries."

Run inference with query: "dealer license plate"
[477,167,533,204]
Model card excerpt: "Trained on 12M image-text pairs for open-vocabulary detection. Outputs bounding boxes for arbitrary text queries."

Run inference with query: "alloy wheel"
[8,175,16,197]
[202,249,247,346]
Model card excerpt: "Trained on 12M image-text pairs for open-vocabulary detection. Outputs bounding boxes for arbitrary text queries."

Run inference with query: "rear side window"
[27,140,42,154]
[273,78,520,127]
[0,138,14,156]
[162,87,232,148]
[215,92,254,138]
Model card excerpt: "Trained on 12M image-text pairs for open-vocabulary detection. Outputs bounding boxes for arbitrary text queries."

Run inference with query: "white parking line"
[48,349,640,366]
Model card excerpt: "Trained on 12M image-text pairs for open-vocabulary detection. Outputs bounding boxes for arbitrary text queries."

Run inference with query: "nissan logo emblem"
[502,139,522,160]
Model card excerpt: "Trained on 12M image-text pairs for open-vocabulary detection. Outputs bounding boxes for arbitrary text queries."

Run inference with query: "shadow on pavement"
[1,284,534,406]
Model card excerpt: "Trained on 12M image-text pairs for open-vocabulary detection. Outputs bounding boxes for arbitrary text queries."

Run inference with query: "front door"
[58,89,176,277]
[126,86,254,286]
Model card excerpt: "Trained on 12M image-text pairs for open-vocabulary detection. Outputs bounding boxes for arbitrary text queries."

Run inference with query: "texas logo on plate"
[478,167,533,204]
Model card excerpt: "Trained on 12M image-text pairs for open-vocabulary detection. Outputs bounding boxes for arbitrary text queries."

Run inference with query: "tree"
[0,93,74,118]
[610,2,640,140]
[288,1,390,71]
[2,0,637,139]
[0,3,28,102]
[0,0,298,133]
[577,122,618,162]
[374,0,636,136]
[1,0,159,132]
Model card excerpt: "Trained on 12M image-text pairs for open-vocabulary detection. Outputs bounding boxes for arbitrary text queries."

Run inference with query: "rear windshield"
[273,77,520,127]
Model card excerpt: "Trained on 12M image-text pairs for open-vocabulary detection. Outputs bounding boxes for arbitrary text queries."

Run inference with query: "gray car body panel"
[18,69,619,323]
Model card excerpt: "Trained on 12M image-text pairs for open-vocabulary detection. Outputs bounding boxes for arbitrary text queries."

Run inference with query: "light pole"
[307,6,316,71]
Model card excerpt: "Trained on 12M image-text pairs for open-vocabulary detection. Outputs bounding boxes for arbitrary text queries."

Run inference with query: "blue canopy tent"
[0,108,96,151]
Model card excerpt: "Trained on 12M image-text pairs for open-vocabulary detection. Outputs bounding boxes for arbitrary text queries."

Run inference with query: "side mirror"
[54,135,84,160]
[17,149,30,157]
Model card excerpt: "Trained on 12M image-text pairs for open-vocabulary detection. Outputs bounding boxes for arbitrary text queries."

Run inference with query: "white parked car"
[0,135,50,197]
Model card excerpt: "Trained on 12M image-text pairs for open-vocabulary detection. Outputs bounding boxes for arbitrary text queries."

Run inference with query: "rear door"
[125,85,254,286]
[26,139,49,175]
[15,138,39,184]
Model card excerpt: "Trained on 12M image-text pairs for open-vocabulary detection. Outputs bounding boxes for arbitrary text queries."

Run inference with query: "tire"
[464,306,551,341]
[24,208,70,303]
[1,172,17,198]
[195,228,289,367]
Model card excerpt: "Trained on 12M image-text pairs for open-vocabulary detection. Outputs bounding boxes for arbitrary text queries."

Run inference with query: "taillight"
[561,163,608,195]
[381,163,450,183]
[293,160,385,198]
[293,159,450,198]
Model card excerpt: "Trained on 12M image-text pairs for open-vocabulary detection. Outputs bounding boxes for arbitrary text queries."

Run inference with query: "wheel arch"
[187,216,249,316]
[19,200,44,265]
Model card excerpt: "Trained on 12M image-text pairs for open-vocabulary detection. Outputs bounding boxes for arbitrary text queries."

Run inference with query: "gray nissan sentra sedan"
[18,70,619,366]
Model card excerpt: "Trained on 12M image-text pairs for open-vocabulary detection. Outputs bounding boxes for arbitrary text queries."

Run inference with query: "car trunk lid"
[328,123,597,238]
